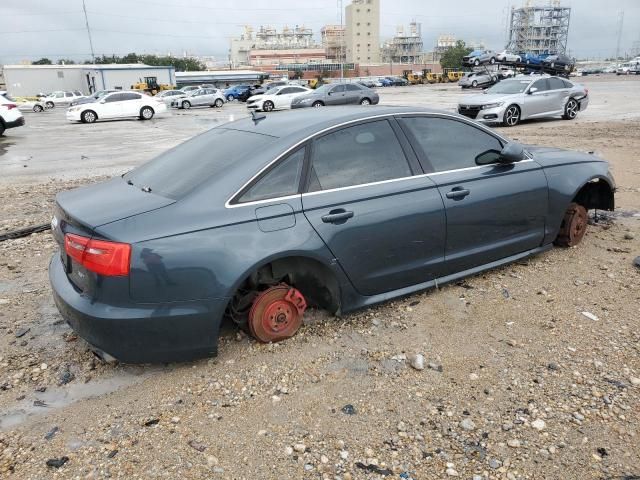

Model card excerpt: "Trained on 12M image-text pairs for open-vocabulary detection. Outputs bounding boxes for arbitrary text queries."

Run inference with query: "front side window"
[278,87,295,95]
[308,120,412,192]
[330,85,346,93]
[399,117,503,172]
[238,148,305,203]
[531,78,550,92]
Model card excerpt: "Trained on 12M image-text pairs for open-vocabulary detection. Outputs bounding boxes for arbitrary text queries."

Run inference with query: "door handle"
[321,209,354,224]
[446,187,471,200]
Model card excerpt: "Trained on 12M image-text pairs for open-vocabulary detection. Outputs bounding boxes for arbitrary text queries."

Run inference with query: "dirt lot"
[0,76,639,479]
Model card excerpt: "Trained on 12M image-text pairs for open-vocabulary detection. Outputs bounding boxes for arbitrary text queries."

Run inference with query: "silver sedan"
[171,88,225,109]
[457,75,589,127]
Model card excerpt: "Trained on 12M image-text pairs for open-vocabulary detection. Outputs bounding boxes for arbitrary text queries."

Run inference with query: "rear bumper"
[49,254,229,363]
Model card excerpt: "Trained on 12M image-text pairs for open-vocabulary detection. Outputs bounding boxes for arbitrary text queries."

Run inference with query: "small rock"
[271,395,281,403]
[294,443,306,453]
[573,412,585,421]
[623,232,634,240]
[44,426,59,441]
[460,418,476,431]
[58,370,75,385]
[320,455,329,464]
[408,353,425,371]
[531,419,546,431]
[340,450,349,460]
[428,362,443,372]
[15,327,30,338]
[341,404,357,415]
[502,421,514,431]
[507,439,521,448]
[206,455,218,467]
[170,416,180,424]
[506,339,517,347]
[257,429,267,436]
[629,377,640,387]
[188,440,206,452]
[285,446,294,455]
[489,458,502,469]
[364,447,375,457]
[46,457,69,468]
[143,418,160,427]
[304,464,313,471]
[469,373,479,381]
[446,468,459,476]
[40,363,48,370]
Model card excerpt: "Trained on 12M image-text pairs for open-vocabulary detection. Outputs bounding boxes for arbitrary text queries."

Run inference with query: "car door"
[547,77,570,114]
[120,92,143,116]
[98,93,124,118]
[301,118,447,296]
[325,84,347,105]
[273,87,295,109]
[398,115,548,275]
[285,87,309,108]
[524,78,555,117]
[344,84,362,104]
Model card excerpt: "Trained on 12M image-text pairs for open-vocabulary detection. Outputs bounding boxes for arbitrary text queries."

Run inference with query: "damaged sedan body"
[48,106,615,363]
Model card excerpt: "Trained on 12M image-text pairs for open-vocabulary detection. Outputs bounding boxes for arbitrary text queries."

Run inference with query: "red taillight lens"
[5,103,17,110]
[64,233,131,276]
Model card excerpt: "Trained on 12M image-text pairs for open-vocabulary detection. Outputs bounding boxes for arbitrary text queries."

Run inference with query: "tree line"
[32,54,205,72]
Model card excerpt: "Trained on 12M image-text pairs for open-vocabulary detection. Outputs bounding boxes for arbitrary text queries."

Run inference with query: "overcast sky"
[2,0,639,64]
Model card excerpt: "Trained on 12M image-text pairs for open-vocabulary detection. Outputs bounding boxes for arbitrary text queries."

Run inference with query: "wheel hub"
[248,285,307,343]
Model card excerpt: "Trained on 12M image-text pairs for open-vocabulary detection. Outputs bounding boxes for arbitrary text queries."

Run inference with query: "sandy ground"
[0,75,639,479]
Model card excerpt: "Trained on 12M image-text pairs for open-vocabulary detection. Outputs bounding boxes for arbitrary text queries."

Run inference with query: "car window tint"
[238,148,305,203]
[279,87,294,95]
[399,117,503,172]
[65,92,73,97]
[562,79,573,88]
[124,129,274,199]
[122,93,140,101]
[308,120,412,192]
[331,85,346,93]
[531,78,550,91]
[345,84,361,91]
[104,94,122,103]
[292,87,307,93]
[548,77,566,89]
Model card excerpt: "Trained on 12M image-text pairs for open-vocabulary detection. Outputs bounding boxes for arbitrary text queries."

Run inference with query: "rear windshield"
[124,128,275,199]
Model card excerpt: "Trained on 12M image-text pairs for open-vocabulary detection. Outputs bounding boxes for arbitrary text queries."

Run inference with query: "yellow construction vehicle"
[406,73,423,85]
[424,72,444,84]
[443,69,465,83]
[130,76,174,95]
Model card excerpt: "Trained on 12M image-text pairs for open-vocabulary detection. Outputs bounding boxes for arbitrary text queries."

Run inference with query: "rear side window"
[548,77,566,89]
[124,129,274,199]
[238,148,305,203]
[531,78,550,91]
[104,93,122,103]
[307,120,412,192]
[562,79,573,88]
[331,84,346,93]
[346,84,361,91]
[399,117,503,172]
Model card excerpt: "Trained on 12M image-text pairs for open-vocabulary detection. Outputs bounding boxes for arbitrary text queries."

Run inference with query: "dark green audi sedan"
[49,106,615,363]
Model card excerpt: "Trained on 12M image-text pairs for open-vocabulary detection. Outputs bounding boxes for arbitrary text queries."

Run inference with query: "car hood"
[527,145,607,168]
[56,177,175,229]
[460,93,516,105]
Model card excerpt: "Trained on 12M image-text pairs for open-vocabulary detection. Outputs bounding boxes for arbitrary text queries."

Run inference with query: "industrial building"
[321,25,346,62]
[2,64,175,97]
[381,22,425,64]
[230,25,320,67]
[345,0,381,63]
[506,0,571,55]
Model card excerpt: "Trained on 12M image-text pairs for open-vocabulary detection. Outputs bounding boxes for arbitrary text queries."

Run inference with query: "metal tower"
[506,1,571,55]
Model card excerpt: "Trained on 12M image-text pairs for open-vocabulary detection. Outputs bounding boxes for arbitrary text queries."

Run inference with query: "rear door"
[398,115,548,275]
[344,84,362,104]
[547,77,570,114]
[301,118,447,296]
[120,92,143,116]
[98,93,124,118]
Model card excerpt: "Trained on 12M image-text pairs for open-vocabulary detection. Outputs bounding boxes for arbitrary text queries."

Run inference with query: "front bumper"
[458,104,507,123]
[49,254,229,363]
[66,110,82,122]
[4,116,25,129]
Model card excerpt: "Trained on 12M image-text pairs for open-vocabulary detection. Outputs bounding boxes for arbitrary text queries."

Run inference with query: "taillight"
[584,88,589,96]
[5,104,17,110]
[64,233,131,276]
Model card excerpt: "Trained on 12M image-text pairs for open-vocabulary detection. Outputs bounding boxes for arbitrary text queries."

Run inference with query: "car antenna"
[251,110,266,125]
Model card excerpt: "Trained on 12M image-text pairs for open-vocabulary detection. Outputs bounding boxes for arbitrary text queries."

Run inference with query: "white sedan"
[246,85,311,112]
[496,50,522,63]
[66,91,167,123]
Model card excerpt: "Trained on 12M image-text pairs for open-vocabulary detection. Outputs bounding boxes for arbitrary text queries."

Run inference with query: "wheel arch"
[570,176,615,211]
[229,253,342,316]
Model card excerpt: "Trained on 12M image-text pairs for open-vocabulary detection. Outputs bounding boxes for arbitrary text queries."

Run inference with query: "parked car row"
[464,50,576,73]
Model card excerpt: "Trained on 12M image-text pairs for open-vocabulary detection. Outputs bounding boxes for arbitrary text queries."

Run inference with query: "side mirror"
[327,91,332,95]
[528,87,538,94]
[499,142,525,163]
[99,100,106,104]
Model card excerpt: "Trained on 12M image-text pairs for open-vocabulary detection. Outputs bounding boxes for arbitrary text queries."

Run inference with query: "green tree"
[32,57,52,65]
[440,40,472,70]
[92,53,205,71]
[57,59,76,65]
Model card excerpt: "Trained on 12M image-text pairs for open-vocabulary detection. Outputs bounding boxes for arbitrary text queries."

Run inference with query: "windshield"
[123,128,275,199]
[486,79,530,94]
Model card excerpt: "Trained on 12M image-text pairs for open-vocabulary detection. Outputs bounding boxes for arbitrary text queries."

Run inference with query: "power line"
[82,0,96,63]
[108,0,331,11]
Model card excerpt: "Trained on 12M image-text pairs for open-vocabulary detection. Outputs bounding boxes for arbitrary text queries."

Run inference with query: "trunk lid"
[55,177,175,229]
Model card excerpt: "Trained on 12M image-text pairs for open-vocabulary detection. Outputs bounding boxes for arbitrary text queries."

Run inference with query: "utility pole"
[615,10,624,60]
[338,0,344,81]
[82,0,96,63]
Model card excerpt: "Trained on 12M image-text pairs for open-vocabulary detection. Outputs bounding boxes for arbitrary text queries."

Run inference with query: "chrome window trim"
[224,112,511,209]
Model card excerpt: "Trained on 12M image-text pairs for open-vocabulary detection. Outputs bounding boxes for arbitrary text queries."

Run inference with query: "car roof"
[224,106,446,140]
